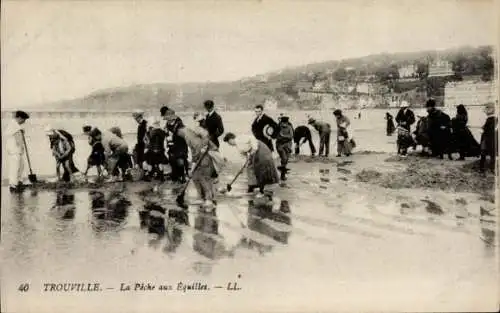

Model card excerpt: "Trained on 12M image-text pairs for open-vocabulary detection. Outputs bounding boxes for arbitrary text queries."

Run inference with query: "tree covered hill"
[48,45,495,111]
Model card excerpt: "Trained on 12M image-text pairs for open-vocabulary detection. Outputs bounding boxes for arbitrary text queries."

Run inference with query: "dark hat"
[82,125,92,133]
[160,106,174,116]
[88,128,102,137]
[15,110,30,119]
[203,100,215,109]
[333,109,342,116]
[280,116,290,122]
[223,132,236,143]
[425,99,436,108]
[307,118,316,124]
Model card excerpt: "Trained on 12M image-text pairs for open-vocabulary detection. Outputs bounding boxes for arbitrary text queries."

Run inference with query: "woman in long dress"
[385,112,395,136]
[451,104,480,160]
[223,132,280,194]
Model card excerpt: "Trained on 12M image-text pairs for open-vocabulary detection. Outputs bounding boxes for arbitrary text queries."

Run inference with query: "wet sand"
[1,151,498,312]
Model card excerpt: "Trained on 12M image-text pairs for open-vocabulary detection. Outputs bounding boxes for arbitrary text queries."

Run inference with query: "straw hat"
[400,101,409,108]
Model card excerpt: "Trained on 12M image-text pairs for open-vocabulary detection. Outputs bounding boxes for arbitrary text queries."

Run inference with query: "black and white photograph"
[1,0,499,312]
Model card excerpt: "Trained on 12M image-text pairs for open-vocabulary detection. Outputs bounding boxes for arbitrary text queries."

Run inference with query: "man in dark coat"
[132,110,148,168]
[395,101,416,131]
[161,106,189,183]
[479,102,497,173]
[201,100,224,149]
[293,125,316,156]
[425,99,453,160]
[251,105,279,152]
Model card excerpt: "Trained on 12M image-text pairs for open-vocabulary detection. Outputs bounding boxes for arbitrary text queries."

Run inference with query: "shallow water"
[1,155,498,312]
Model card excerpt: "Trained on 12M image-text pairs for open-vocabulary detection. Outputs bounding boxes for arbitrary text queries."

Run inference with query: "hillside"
[48,45,495,111]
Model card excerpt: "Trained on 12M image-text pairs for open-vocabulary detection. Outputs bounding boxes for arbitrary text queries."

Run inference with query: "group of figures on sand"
[6,101,349,213]
[385,99,497,172]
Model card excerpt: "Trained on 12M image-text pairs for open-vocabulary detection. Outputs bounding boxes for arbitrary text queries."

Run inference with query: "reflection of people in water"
[237,195,292,253]
[193,207,226,259]
[53,189,76,219]
[89,190,130,232]
[140,200,189,252]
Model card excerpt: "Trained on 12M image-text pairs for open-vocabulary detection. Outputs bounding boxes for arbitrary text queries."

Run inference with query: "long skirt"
[386,120,395,136]
[247,141,280,187]
[452,128,480,157]
[8,152,24,186]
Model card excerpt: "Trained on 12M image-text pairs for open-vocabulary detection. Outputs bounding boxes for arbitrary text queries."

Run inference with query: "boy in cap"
[6,110,30,192]
[308,116,332,157]
[144,117,168,181]
[275,114,294,181]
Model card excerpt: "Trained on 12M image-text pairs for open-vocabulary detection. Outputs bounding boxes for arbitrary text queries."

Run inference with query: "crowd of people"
[5,99,498,205]
[385,99,497,172]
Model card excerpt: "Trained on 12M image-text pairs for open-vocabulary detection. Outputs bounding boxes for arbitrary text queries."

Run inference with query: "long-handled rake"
[175,147,211,209]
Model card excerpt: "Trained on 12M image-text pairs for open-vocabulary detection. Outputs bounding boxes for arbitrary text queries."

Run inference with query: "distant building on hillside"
[398,65,418,79]
[263,97,278,111]
[428,60,454,77]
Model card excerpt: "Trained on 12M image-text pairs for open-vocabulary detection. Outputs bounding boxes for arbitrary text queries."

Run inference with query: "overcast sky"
[1,0,497,108]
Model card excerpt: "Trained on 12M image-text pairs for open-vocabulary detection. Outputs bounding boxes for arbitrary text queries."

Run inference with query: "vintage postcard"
[1,0,499,312]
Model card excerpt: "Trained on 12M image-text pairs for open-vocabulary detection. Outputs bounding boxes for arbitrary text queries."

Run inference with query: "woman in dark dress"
[385,112,395,136]
[451,104,480,160]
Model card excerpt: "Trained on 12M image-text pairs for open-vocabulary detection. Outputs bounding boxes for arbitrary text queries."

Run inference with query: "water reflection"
[89,189,131,233]
[139,199,189,251]
[193,207,226,260]
[480,205,496,248]
[237,195,292,254]
[51,189,76,220]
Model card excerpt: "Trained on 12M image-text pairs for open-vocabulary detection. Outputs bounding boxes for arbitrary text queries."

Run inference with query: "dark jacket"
[481,116,498,155]
[252,113,278,151]
[395,108,416,130]
[202,111,224,148]
[276,122,294,144]
[427,109,452,152]
[293,125,312,142]
[137,120,148,146]
[310,121,332,135]
[148,128,167,152]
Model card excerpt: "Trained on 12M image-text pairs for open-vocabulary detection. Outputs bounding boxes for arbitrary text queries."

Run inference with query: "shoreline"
[2,151,495,201]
